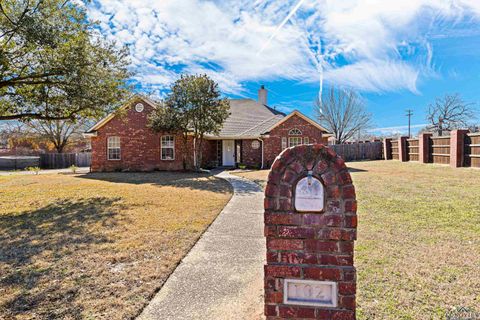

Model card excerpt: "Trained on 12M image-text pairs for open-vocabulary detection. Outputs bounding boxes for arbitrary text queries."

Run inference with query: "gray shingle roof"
[212,99,286,138]
[86,95,330,138]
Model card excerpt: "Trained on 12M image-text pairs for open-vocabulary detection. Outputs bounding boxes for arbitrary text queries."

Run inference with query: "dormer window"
[289,128,302,135]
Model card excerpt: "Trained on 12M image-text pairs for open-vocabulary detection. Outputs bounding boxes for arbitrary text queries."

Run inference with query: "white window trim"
[107,136,121,161]
[161,135,175,161]
[304,137,310,144]
[281,137,287,150]
[288,128,302,135]
[288,136,302,147]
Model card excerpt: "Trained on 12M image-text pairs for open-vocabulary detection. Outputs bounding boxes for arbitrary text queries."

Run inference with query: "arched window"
[288,128,302,135]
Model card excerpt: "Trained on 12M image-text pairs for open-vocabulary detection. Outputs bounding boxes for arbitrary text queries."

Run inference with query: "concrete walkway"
[138,171,265,320]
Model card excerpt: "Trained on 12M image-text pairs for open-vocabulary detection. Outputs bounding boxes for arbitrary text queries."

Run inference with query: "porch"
[205,139,263,168]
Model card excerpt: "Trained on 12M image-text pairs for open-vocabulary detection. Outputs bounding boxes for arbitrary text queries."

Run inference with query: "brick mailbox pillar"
[264,144,357,320]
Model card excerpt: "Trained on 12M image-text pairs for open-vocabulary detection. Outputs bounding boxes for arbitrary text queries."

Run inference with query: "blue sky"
[87,0,480,136]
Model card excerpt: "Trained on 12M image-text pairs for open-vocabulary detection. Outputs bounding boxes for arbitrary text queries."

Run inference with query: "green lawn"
[0,171,232,320]
[234,161,480,319]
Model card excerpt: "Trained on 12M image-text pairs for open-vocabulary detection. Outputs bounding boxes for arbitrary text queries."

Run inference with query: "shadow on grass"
[0,197,122,319]
[348,167,368,173]
[76,171,232,194]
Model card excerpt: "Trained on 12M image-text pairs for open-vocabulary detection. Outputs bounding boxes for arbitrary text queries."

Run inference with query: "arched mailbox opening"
[294,172,325,213]
[264,144,357,320]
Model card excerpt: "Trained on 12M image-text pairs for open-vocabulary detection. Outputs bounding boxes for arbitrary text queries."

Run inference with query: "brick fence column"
[383,138,392,160]
[264,144,357,320]
[450,129,469,168]
[418,133,432,164]
[398,136,408,162]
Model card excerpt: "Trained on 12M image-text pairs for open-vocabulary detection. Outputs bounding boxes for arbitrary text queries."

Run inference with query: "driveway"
[137,171,265,320]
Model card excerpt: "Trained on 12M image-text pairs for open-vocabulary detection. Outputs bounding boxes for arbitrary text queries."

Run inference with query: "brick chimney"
[258,85,267,105]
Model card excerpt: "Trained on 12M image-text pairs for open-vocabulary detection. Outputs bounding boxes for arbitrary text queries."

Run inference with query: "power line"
[406,109,413,137]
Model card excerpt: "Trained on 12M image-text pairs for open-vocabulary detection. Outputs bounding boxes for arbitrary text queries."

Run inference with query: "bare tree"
[26,120,90,153]
[315,87,372,144]
[426,94,476,136]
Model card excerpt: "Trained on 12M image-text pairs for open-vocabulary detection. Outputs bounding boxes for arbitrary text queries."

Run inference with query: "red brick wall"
[241,139,262,168]
[201,139,218,168]
[263,115,326,167]
[90,99,194,172]
[90,103,328,171]
[264,144,357,319]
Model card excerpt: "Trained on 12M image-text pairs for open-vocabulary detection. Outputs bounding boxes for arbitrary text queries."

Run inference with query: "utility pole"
[406,109,413,137]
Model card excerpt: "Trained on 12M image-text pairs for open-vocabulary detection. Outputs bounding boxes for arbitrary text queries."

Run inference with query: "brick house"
[84,86,331,172]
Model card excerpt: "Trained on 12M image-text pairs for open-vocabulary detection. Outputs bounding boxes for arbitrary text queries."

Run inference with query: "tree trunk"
[192,135,204,171]
[182,133,188,170]
[197,136,204,171]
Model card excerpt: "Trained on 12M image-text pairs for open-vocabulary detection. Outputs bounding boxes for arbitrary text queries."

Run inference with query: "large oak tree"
[149,74,230,170]
[426,93,476,136]
[0,0,130,121]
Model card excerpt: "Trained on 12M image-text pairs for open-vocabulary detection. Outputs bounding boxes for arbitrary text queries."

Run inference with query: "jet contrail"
[257,0,306,55]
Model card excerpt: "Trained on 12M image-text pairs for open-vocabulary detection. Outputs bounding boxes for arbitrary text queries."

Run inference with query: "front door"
[222,140,235,166]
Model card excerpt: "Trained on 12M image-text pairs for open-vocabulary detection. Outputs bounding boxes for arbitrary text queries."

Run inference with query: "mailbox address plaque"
[284,279,337,308]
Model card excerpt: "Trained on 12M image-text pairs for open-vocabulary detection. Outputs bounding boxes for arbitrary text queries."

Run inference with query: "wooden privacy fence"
[329,141,383,161]
[0,156,40,170]
[406,138,419,161]
[465,133,480,168]
[431,136,450,165]
[40,153,91,169]
[384,130,480,168]
[391,139,399,160]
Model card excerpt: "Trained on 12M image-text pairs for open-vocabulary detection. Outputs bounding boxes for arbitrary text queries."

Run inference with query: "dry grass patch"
[232,170,269,189]
[0,171,232,320]
[233,161,480,319]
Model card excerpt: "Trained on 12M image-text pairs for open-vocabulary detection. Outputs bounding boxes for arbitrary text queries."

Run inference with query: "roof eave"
[204,135,261,140]
[87,94,160,132]
[83,132,98,138]
[265,110,332,134]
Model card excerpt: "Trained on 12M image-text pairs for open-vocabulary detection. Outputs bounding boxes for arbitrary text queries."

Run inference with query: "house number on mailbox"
[284,279,337,307]
[294,171,325,212]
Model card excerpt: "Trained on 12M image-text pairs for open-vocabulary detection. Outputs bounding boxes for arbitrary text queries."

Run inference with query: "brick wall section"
[398,136,409,162]
[449,129,469,168]
[264,144,357,320]
[90,99,194,172]
[418,133,432,163]
[201,139,218,168]
[241,139,263,168]
[383,138,392,160]
[263,115,326,168]
[385,131,473,169]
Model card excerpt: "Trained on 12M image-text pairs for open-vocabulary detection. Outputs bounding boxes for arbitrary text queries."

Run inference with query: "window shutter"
[282,137,287,149]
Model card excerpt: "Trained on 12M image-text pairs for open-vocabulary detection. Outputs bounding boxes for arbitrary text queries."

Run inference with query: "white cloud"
[87,0,480,96]
[323,60,419,93]
[370,123,429,136]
